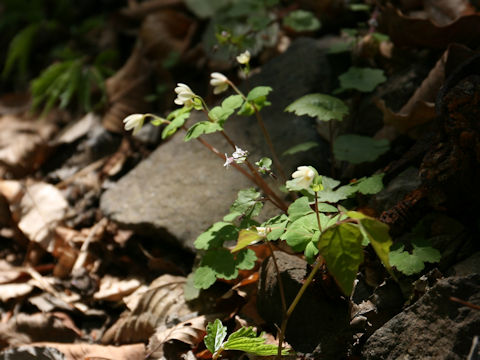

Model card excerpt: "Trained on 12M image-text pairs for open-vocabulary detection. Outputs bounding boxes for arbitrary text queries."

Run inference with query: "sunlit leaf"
[205,319,227,354]
[231,229,262,252]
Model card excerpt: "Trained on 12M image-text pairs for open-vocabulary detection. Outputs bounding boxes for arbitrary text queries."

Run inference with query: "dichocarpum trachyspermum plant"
[123,50,396,359]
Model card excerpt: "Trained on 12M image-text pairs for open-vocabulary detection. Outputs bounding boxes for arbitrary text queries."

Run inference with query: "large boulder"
[363,274,480,360]
[100,37,335,251]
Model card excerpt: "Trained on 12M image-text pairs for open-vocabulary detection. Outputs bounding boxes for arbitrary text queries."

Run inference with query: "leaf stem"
[314,191,323,233]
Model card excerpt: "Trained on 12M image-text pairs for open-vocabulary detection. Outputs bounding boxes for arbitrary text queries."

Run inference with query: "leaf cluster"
[205,319,291,358]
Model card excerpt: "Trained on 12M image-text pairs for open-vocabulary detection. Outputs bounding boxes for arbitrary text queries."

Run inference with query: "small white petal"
[123,114,144,135]
[291,166,315,189]
[236,50,251,64]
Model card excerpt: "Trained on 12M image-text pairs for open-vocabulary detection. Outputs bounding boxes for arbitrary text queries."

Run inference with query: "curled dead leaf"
[102,274,193,344]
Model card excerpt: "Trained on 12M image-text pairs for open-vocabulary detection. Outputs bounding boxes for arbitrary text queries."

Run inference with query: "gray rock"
[100,37,334,251]
[363,274,480,360]
[450,252,480,277]
[257,251,350,358]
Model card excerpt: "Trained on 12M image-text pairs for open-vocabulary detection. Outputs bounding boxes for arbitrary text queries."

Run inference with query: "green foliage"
[162,107,192,139]
[204,319,227,354]
[209,95,244,124]
[282,141,319,156]
[229,188,263,219]
[318,223,364,295]
[283,10,321,32]
[231,229,262,252]
[263,214,288,240]
[314,174,384,202]
[285,93,349,122]
[333,134,390,164]
[204,319,290,357]
[30,59,107,114]
[238,86,272,115]
[389,238,441,276]
[2,23,41,80]
[255,157,272,174]
[184,121,224,141]
[336,67,386,93]
[194,221,239,250]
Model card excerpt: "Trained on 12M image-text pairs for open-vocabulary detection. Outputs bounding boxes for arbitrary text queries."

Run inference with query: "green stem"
[314,191,322,233]
[276,258,323,359]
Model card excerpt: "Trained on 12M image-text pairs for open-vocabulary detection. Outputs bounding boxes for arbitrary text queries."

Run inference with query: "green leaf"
[350,173,385,195]
[282,141,319,156]
[195,222,239,250]
[256,157,272,174]
[205,319,227,354]
[184,121,223,141]
[358,217,393,273]
[222,94,244,111]
[318,223,364,295]
[184,272,201,301]
[388,238,440,276]
[263,214,288,240]
[317,203,339,213]
[284,213,318,252]
[334,134,390,164]
[224,327,290,356]
[305,240,319,263]
[328,40,354,54]
[231,229,262,252]
[412,238,441,264]
[193,266,217,289]
[288,196,313,222]
[372,32,390,42]
[285,93,348,122]
[201,248,238,280]
[235,248,257,270]
[230,188,263,218]
[315,177,353,203]
[337,67,386,93]
[283,9,321,32]
[237,101,255,116]
[349,4,370,11]
[389,244,425,276]
[246,86,272,101]
[3,23,40,79]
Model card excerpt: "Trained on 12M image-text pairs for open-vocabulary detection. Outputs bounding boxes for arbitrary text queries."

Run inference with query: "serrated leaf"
[334,134,390,164]
[162,114,189,139]
[183,273,200,301]
[246,86,272,101]
[337,67,386,93]
[282,141,319,156]
[194,266,217,289]
[230,188,263,218]
[184,121,223,141]
[285,93,348,122]
[194,222,239,250]
[263,214,288,240]
[209,106,233,124]
[284,213,319,251]
[288,196,313,222]
[223,327,290,356]
[205,319,227,354]
[318,223,363,295]
[200,248,238,280]
[283,9,321,32]
[389,244,425,276]
[231,229,262,252]
[350,173,385,195]
[411,238,441,263]
[222,94,244,111]
[235,248,257,270]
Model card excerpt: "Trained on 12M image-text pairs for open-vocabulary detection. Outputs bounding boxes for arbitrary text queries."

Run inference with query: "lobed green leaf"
[285,93,349,122]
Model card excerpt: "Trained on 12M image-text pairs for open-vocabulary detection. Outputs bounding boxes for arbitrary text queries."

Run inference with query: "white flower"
[232,146,248,164]
[291,166,315,190]
[256,226,271,237]
[123,114,145,135]
[224,154,234,168]
[236,50,251,65]
[210,72,229,95]
[174,83,196,106]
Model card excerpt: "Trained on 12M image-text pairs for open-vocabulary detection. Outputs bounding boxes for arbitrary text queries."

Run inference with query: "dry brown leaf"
[93,276,142,302]
[147,314,218,359]
[0,283,34,302]
[12,312,82,343]
[0,115,58,177]
[16,181,68,252]
[102,274,193,344]
[50,113,100,146]
[379,4,480,49]
[0,259,24,284]
[27,342,145,360]
[0,179,23,203]
[423,0,474,26]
